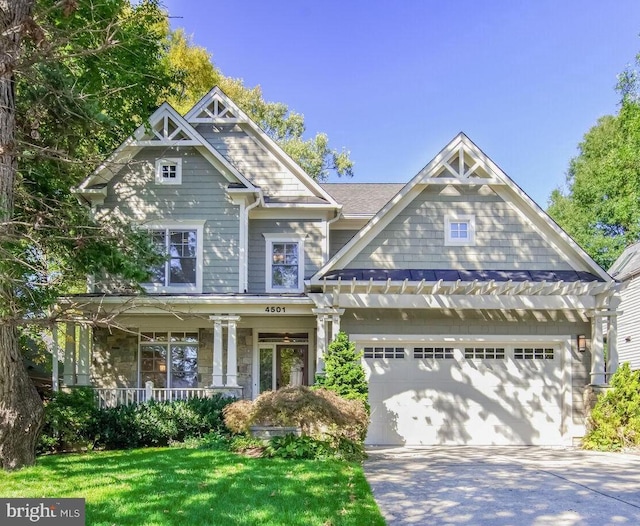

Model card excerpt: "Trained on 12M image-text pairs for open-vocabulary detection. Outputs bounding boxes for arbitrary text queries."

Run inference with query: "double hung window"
[264,235,305,292]
[144,223,204,293]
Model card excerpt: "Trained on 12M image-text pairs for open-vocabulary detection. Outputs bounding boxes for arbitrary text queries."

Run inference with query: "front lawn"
[0,447,384,526]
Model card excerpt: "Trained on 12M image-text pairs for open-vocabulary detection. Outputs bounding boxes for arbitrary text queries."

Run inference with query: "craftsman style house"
[63,87,618,446]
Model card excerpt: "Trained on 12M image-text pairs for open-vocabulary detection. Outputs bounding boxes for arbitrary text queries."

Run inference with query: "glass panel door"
[276,345,308,389]
[259,346,275,393]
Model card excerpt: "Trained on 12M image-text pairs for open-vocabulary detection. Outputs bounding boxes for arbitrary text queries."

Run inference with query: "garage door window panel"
[414,347,454,359]
[364,347,405,359]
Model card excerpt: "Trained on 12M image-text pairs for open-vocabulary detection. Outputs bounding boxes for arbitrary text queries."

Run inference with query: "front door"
[258,344,309,393]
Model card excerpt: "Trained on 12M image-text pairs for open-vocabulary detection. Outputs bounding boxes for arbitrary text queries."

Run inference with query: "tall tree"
[0,0,174,470]
[167,30,353,181]
[548,63,640,270]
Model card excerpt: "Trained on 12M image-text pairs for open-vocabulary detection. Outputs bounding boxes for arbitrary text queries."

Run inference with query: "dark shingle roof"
[609,242,640,281]
[321,269,604,282]
[320,183,405,215]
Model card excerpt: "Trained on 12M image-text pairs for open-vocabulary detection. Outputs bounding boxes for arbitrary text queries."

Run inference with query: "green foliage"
[263,434,366,462]
[166,29,353,181]
[583,363,640,451]
[0,448,386,526]
[315,332,369,412]
[224,386,369,443]
[548,61,640,269]
[38,387,100,453]
[38,394,234,452]
[4,0,177,320]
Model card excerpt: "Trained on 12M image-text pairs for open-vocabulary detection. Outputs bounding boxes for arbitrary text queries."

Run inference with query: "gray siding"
[248,219,325,293]
[341,308,591,426]
[97,147,239,293]
[346,186,573,271]
[329,229,358,259]
[617,276,640,369]
[195,124,313,197]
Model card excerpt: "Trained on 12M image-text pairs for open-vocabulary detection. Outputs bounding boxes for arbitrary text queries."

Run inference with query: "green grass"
[0,447,384,526]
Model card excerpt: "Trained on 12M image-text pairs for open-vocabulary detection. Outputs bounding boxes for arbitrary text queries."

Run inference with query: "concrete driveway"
[364,447,640,525]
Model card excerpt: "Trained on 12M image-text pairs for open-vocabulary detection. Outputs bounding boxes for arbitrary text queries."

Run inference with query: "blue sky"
[163,1,640,207]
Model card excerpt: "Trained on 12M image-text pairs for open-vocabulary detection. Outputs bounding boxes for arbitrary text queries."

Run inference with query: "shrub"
[263,434,366,462]
[37,387,100,453]
[222,399,254,434]
[97,394,234,449]
[314,332,369,412]
[583,363,640,451]
[224,386,369,443]
[39,392,234,453]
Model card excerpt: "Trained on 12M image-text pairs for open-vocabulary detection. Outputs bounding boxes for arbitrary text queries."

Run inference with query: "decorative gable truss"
[188,95,240,124]
[428,141,505,186]
[133,103,200,146]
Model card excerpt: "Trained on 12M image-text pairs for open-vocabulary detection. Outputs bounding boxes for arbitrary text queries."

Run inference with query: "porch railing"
[94,382,240,409]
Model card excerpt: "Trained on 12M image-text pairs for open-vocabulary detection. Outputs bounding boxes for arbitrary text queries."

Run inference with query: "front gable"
[313,133,610,282]
[185,88,338,205]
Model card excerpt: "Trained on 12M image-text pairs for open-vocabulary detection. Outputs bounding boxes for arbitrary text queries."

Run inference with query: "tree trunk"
[0,0,44,470]
[0,324,44,470]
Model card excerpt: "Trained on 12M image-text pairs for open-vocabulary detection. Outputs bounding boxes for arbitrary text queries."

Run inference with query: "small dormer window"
[155,158,182,185]
[445,214,475,246]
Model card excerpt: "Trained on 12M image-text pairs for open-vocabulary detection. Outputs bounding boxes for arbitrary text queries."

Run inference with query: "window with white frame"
[445,214,475,246]
[155,158,182,185]
[144,223,203,292]
[139,331,199,388]
[264,234,305,292]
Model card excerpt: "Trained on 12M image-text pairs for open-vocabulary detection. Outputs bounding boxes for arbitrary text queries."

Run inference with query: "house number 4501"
[264,306,286,313]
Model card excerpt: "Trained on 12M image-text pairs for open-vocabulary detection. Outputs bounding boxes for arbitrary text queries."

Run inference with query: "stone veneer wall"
[92,328,139,388]
[198,328,252,399]
[92,326,253,399]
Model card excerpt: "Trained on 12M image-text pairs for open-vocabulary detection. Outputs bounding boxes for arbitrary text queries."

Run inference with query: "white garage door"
[362,339,569,446]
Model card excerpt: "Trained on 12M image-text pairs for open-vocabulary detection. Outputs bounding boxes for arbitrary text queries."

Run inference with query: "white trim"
[140,221,205,294]
[444,213,475,246]
[263,234,306,293]
[155,158,182,185]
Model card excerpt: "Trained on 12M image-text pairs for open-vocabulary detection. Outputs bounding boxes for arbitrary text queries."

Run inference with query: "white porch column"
[331,314,341,342]
[590,311,606,385]
[63,322,76,386]
[226,316,241,387]
[330,309,345,342]
[606,314,619,382]
[51,325,59,392]
[211,318,224,386]
[314,312,327,374]
[76,325,91,386]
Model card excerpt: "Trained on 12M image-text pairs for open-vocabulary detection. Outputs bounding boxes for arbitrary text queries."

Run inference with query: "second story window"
[155,158,182,185]
[264,234,305,293]
[145,223,204,293]
[445,214,475,246]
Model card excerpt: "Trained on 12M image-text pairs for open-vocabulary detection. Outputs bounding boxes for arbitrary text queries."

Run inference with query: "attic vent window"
[444,214,475,246]
[156,158,182,185]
